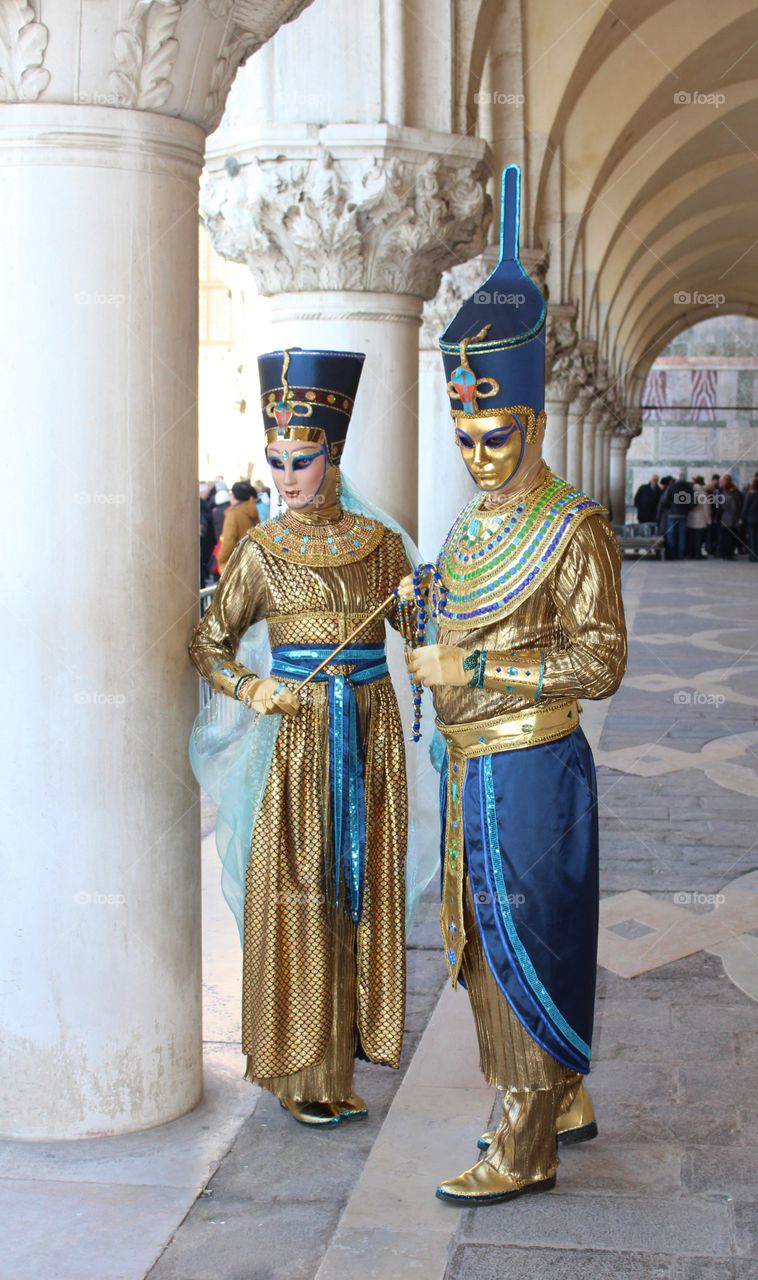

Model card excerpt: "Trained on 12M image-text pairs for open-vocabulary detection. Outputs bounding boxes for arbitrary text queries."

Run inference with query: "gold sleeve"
[540,515,627,700]
[481,649,543,702]
[188,536,268,698]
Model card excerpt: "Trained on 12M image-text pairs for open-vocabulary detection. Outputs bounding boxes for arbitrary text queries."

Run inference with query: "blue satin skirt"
[441,727,599,1075]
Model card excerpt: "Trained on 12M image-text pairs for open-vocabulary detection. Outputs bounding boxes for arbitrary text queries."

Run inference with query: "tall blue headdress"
[439,165,547,441]
[257,347,365,464]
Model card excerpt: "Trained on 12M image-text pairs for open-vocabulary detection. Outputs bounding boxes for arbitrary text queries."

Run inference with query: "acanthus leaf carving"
[109,0,187,112]
[0,0,50,102]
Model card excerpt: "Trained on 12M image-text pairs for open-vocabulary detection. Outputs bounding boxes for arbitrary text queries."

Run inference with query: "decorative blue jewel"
[447,947,457,966]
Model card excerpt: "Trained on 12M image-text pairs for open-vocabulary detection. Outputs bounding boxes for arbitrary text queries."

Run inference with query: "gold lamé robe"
[189,515,412,1079]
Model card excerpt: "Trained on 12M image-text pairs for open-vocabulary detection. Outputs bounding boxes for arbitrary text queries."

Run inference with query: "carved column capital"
[420,247,497,350]
[0,0,312,130]
[201,124,492,300]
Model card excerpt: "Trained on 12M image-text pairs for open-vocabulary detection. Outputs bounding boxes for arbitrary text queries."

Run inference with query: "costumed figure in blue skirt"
[404,166,627,1203]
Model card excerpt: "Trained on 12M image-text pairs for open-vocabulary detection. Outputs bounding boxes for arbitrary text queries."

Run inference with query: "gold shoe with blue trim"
[279,1098,342,1127]
[435,1158,556,1204]
[332,1093,368,1120]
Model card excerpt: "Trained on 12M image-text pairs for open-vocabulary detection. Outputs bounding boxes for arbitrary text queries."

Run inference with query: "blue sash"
[269,643,389,923]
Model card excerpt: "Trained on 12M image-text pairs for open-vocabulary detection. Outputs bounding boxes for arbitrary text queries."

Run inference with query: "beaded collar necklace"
[433,470,603,629]
[251,507,384,566]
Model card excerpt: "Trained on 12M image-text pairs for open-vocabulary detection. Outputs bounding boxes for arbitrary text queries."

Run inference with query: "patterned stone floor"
[446,557,758,1280]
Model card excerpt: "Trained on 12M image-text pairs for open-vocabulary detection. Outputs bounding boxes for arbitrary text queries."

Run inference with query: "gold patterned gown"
[189,509,412,1095]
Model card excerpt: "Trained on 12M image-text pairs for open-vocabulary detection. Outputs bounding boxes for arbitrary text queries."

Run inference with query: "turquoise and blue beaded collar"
[434,472,604,630]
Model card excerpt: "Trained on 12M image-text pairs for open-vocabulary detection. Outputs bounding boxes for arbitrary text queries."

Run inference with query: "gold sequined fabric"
[460,877,582,1183]
[189,524,412,1078]
[248,898,357,1102]
[433,501,627,726]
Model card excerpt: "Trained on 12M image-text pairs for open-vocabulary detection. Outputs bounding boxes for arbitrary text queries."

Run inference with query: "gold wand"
[289,590,399,694]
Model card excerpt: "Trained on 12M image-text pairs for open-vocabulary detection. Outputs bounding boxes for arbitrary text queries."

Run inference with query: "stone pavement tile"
[678,1066,758,1110]
[447,1244,675,1279]
[457,1191,734,1256]
[578,1060,676,1108]
[593,1024,732,1066]
[553,1140,682,1197]
[208,1093,375,1206]
[590,1102,746,1148]
[407,948,448,994]
[681,1147,758,1202]
[733,1202,758,1260]
[672,1262,758,1280]
[147,1197,342,1280]
[314,1226,452,1280]
[0,1178,192,1280]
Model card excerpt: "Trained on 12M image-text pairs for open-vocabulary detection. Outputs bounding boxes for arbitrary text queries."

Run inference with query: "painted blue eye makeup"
[292,453,321,471]
[456,430,474,449]
[482,425,518,448]
[268,456,286,470]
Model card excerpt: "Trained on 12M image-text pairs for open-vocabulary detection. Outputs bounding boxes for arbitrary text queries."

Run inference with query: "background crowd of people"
[199,476,271,584]
[633,471,758,562]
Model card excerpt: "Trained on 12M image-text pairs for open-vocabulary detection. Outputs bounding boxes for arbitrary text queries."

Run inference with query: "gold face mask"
[454,413,527,491]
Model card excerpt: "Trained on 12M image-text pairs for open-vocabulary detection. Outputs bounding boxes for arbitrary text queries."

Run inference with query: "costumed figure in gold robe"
[189,348,423,1128]
[404,166,627,1202]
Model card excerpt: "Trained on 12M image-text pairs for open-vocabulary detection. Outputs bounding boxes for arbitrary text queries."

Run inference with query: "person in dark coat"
[718,475,743,560]
[743,480,758,562]
[658,472,693,560]
[633,474,661,525]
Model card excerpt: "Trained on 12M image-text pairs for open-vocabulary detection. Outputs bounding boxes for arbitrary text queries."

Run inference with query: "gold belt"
[436,697,581,758]
[438,698,580,987]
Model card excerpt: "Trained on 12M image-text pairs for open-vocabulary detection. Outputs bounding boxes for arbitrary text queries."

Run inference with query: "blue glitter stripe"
[481,754,591,1061]
[535,651,545,704]
[269,644,385,924]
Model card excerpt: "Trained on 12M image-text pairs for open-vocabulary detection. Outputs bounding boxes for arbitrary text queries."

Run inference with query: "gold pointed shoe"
[556,1085,598,1146]
[279,1098,342,1127]
[435,1159,556,1205]
[332,1093,368,1121]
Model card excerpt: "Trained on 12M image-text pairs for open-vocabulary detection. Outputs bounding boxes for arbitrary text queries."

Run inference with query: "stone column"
[582,407,597,496]
[609,433,631,524]
[543,305,579,479]
[201,127,491,541]
[0,0,310,1140]
[594,412,612,505]
[565,386,593,490]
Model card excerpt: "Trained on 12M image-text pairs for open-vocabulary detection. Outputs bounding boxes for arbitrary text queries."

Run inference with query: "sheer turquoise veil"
[189,471,440,944]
